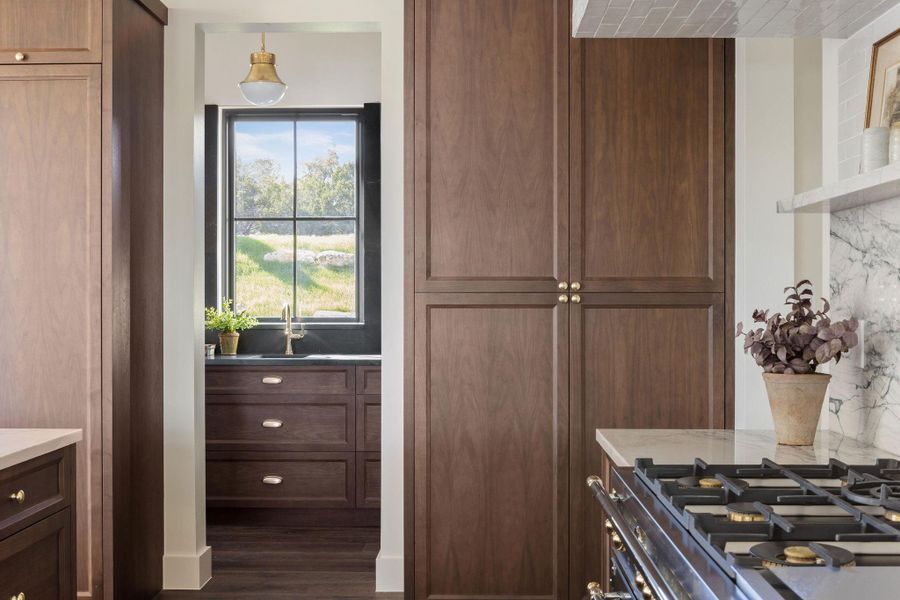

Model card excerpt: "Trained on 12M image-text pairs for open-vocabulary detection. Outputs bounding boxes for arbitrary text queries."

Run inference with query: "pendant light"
[239,32,287,106]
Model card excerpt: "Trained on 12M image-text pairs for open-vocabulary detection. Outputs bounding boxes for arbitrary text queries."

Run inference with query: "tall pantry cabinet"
[405,1,734,599]
[0,1,166,598]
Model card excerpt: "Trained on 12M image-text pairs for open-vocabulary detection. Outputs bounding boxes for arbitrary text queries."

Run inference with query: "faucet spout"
[282,303,305,355]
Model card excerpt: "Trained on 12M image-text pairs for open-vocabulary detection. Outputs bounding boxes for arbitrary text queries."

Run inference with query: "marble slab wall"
[829,197,900,454]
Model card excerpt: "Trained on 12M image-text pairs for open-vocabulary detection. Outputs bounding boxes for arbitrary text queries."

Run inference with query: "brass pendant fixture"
[239,32,287,106]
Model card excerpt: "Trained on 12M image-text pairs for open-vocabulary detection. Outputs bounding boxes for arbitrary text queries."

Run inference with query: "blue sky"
[234,119,356,182]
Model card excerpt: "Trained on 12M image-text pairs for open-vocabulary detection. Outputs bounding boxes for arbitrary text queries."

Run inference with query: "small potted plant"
[736,281,859,446]
[204,298,258,356]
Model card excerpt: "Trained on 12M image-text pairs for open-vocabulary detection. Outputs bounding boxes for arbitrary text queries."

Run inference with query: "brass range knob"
[571,281,582,291]
[14,52,25,62]
[558,295,569,304]
[558,281,568,291]
[9,490,25,504]
[571,294,582,304]
[609,531,624,552]
[635,572,646,586]
[640,584,654,600]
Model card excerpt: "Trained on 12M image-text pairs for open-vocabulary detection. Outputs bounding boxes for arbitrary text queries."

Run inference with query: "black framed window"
[223,107,377,327]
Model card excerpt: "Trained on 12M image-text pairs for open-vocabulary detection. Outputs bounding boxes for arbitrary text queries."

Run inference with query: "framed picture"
[866,27,900,128]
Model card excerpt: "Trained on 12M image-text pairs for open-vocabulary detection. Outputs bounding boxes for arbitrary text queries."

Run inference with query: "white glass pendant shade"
[239,33,287,106]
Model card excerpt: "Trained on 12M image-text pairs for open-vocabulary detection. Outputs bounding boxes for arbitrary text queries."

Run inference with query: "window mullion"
[292,119,298,320]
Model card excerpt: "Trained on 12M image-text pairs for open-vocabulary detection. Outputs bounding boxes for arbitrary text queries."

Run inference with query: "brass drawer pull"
[261,419,283,428]
[9,490,25,504]
[261,376,283,385]
[262,475,283,485]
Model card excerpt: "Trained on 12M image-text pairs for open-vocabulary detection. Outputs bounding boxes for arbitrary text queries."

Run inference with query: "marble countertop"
[596,429,900,468]
[206,353,381,366]
[0,429,82,471]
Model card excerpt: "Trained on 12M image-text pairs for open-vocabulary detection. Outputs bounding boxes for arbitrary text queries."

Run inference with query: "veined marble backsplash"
[829,197,900,454]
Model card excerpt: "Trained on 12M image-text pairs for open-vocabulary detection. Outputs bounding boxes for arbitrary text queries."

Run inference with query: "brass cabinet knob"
[11,593,25,600]
[571,281,582,291]
[9,490,25,504]
[558,295,569,304]
[571,294,582,304]
[558,281,568,291]
[261,419,283,428]
[262,475,283,485]
[14,52,25,62]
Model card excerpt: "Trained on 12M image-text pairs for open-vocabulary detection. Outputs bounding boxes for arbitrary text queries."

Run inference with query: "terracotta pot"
[218,332,240,356]
[762,372,831,446]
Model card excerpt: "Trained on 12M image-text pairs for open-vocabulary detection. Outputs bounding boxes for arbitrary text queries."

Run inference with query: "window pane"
[234,120,294,219]
[297,220,357,319]
[297,120,357,217]
[234,220,293,318]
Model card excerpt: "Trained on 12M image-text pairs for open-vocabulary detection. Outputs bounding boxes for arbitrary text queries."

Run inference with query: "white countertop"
[0,429,82,471]
[596,429,900,468]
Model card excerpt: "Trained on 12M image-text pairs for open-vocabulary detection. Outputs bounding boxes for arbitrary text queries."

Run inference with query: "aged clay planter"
[762,372,831,446]
[218,332,240,356]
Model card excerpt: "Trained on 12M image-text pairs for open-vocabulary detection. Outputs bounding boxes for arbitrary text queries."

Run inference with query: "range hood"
[573,0,900,38]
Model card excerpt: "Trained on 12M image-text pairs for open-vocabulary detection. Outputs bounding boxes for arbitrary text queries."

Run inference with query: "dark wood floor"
[155,525,402,600]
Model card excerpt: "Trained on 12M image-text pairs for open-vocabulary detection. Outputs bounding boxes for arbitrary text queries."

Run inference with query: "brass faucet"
[282,302,305,355]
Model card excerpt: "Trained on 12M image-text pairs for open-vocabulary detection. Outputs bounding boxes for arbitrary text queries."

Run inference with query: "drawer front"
[356,395,381,452]
[206,396,355,452]
[206,367,355,395]
[356,366,381,394]
[356,453,380,509]
[0,449,71,538]
[207,452,354,508]
[0,508,73,600]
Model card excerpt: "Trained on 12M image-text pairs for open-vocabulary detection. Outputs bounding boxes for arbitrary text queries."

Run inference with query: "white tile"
[574,0,900,38]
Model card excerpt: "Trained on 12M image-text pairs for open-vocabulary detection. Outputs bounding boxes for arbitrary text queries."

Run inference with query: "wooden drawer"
[206,395,355,452]
[0,0,102,64]
[206,366,355,395]
[0,448,72,540]
[356,366,381,394]
[206,452,354,509]
[356,453,380,509]
[356,395,381,452]
[0,508,73,600]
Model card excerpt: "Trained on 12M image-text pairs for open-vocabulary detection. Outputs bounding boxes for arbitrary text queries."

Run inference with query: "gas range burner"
[843,480,900,512]
[750,541,857,568]
[676,475,749,489]
[726,502,769,522]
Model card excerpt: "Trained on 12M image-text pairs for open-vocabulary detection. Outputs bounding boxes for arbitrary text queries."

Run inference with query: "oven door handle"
[587,475,673,600]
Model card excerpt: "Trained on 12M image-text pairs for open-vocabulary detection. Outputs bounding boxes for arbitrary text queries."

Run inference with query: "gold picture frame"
[866,26,900,128]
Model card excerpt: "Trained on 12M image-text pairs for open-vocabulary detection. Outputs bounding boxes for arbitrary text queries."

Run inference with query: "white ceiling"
[573,0,900,38]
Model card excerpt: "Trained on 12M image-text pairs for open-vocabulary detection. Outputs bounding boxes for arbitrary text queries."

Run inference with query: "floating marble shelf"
[778,163,900,213]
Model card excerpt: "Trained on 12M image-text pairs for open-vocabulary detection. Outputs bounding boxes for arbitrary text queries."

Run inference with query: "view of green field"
[234,232,356,318]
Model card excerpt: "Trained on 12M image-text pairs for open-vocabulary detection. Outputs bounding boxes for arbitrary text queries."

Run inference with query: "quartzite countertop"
[206,353,381,366]
[596,429,900,468]
[0,428,82,471]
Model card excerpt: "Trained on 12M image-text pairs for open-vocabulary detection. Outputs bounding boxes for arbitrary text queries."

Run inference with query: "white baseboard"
[163,545,212,590]
[375,550,404,592]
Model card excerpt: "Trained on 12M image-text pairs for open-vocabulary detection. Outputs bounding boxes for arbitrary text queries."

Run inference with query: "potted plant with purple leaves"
[736,281,859,446]
[204,298,258,356]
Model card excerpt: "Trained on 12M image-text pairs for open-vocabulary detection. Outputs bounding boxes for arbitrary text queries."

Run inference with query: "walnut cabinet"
[406,1,734,598]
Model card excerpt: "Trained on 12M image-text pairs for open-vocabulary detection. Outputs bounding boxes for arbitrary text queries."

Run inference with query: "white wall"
[204,31,380,106]
[164,0,404,591]
[734,39,796,429]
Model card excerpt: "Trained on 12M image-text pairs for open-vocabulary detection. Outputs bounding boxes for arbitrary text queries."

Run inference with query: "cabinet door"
[0,64,100,595]
[0,0,102,64]
[571,39,727,293]
[569,293,725,596]
[413,0,569,292]
[415,294,568,599]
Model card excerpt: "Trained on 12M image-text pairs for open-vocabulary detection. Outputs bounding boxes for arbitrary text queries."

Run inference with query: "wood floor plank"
[154,526,401,600]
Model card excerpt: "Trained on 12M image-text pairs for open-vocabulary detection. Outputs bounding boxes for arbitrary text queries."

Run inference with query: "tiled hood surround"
[830,6,900,454]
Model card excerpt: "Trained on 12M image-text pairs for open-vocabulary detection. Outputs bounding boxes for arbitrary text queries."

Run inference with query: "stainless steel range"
[587,458,900,600]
